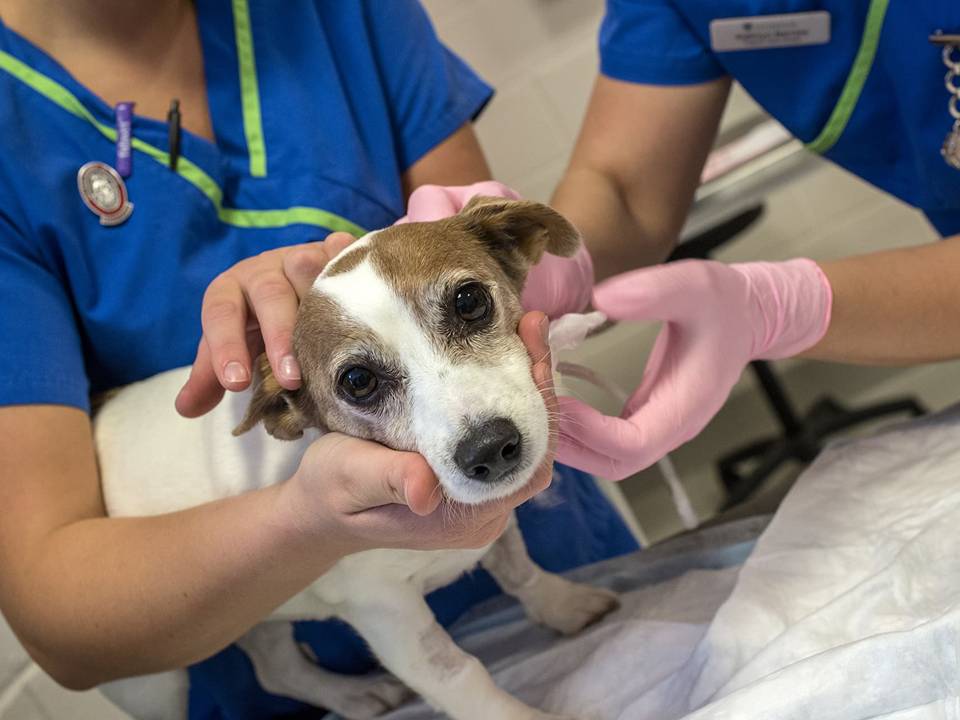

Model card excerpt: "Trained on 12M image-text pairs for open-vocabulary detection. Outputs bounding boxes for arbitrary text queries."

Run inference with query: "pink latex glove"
[399,182,594,318]
[556,259,833,480]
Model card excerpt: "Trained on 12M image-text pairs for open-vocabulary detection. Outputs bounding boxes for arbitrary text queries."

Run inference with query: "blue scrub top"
[0,2,638,718]
[600,0,960,237]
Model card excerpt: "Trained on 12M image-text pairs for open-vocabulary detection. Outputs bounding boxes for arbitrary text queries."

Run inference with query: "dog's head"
[235,197,580,504]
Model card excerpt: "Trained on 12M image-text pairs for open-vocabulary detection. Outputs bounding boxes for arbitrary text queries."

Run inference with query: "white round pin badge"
[77,161,134,226]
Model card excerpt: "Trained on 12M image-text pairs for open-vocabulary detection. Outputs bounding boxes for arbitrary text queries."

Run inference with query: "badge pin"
[77,161,134,226]
[944,119,960,170]
[932,32,960,170]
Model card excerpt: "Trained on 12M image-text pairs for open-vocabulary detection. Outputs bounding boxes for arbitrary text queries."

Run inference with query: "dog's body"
[94,199,617,720]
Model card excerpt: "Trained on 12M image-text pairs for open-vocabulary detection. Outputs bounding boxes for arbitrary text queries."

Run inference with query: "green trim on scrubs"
[219,206,369,234]
[231,0,267,177]
[806,0,890,154]
[0,49,364,236]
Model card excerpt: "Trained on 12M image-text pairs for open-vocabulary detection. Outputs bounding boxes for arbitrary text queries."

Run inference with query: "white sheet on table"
[380,409,960,720]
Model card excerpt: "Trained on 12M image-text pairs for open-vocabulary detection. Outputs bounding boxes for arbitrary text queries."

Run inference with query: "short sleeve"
[0,214,89,411]
[362,0,493,172]
[600,0,726,86]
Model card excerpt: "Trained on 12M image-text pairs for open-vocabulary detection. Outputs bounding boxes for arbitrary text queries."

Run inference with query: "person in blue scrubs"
[543,0,960,476]
[0,1,636,718]
[555,0,960,275]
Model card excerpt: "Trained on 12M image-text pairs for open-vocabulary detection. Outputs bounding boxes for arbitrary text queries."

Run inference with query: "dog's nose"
[454,418,522,483]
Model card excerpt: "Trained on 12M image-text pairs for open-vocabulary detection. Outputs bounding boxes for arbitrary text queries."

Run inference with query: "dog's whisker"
[544,384,598,404]
[531,349,552,366]
[547,417,589,430]
[427,483,446,508]
[543,410,590,428]
[442,498,473,529]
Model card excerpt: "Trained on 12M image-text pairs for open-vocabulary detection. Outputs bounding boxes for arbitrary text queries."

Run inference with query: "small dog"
[94,197,618,720]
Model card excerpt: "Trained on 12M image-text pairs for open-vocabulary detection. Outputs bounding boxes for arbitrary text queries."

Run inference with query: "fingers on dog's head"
[517,312,556,409]
[388,452,441,516]
[517,312,551,364]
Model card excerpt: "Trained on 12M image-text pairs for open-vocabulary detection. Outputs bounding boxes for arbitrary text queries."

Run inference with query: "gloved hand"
[399,181,594,318]
[556,259,833,480]
[398,180,522,222]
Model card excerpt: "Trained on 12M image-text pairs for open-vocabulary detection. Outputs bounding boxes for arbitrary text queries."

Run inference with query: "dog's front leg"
[482,517,619,635]
[237,622,409,719]
[342,589,562,720]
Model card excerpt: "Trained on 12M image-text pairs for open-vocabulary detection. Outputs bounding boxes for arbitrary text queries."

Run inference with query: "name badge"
[710,11,831,52]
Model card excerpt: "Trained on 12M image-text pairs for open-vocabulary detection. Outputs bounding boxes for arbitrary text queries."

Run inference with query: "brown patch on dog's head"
[234,292,401,444]
[324,244,371,277]
[366,198,582,335]
[369,197,581,292]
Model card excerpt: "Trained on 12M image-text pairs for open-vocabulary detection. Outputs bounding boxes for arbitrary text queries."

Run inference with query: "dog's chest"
[310,545,491,609]
[94,367,316,516]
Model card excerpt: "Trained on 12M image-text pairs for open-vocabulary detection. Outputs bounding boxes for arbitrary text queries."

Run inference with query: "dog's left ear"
[233,355,313,440]
[457,196,582,268]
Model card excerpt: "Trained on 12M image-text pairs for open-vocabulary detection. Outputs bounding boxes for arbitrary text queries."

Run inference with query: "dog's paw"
[324,673,411,720]
[527,575,619,636]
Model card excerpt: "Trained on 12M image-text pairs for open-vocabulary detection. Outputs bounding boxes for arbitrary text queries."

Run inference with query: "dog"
[93,196,619,720]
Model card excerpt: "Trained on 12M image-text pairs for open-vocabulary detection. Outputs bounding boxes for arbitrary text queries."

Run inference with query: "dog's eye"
[454,282,491,323]
[339,366,378,401]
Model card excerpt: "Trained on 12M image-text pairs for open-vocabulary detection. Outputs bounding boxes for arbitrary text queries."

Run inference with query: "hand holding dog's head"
[237,199,575,504]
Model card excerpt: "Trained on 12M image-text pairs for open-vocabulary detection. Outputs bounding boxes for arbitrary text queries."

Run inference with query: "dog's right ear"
[233,355,312,441]
[457,196,582,267]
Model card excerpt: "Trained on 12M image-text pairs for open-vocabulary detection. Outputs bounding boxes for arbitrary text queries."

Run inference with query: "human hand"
[556,259,832,480]
[279,311,558,554]
[397,180,522,223]
[401,181,594,318]
[521,240,594,318]
[175,233,357,418]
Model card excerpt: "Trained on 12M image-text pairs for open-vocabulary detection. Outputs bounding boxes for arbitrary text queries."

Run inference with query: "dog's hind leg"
[342,590,565,720]
[237,622,409,719]
[482,517,619,635]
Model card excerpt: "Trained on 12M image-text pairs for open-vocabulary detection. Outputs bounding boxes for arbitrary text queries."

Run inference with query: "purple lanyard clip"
[114,102,135,178]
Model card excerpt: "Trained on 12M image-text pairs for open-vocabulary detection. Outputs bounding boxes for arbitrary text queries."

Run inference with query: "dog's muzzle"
[454,417,522,483]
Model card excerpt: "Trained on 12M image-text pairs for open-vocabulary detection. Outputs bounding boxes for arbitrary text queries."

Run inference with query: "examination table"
[378,405,960,720]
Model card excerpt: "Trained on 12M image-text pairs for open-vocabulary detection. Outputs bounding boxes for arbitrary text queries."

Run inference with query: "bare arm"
[805,235,960,364]
[551,75,730,281]
[0,405,337,688]
[402,122,492,198]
